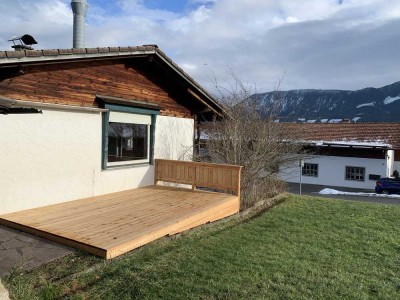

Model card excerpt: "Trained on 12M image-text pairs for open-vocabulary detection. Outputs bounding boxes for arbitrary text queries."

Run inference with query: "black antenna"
[8,34,38,51]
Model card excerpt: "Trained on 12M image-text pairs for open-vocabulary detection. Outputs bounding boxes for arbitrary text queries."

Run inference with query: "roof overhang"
[96,95,162,110]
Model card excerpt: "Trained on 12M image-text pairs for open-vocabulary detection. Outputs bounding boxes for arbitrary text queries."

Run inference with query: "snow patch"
[356,102,374,108]
[320,119,328,123]
[328,119,342,123]
[383,96,400,105]
[308,139,391,147]
[319,188,400,198]
[352,117,361,122]
[306,119,316,123]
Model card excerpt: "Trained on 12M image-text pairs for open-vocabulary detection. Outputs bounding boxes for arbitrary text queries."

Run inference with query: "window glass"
[302,163,318,177]
[345,166,365,181]
[106,110,152,167]
[368,174,381,181]
[108,123,148,163]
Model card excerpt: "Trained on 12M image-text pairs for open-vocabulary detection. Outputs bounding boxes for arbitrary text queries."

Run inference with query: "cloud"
[0,0,400,93]
[0,0,72,48]
[116,0,179,20]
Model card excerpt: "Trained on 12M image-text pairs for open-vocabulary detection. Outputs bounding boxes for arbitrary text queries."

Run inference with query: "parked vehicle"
[375,178,400,194]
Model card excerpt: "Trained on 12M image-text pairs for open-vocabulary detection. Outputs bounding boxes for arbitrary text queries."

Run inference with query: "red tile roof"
[287,123,400,149]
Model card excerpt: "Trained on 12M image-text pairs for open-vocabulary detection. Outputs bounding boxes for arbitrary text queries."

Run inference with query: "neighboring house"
[0,45,224,214]
[280,123,400,190]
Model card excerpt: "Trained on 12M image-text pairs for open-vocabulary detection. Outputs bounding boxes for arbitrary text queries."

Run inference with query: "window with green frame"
[102,104,159,169]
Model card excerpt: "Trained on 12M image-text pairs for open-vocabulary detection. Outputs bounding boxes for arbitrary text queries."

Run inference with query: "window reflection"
[108,122,148,162]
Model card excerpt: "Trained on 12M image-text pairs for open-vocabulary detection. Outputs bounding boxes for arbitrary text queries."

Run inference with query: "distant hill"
[252,81,400,122]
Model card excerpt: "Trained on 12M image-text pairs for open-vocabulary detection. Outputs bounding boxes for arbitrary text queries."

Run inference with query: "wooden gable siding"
[0,60,192,118]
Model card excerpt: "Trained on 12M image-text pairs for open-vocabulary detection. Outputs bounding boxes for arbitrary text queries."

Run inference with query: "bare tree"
[198,73,306,209]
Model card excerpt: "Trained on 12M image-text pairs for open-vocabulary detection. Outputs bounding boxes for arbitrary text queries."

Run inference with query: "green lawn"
[4,195,400,299]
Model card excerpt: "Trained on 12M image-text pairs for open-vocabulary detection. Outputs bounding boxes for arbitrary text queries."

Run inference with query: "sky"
[1,0,400,94]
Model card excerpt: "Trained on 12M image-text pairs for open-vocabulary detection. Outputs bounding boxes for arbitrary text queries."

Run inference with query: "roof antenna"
[8,34,38,51]
[71,0,88,49]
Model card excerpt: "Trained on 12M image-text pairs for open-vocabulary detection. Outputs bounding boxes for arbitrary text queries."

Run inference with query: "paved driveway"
[0,225,73,277]
[287,182,400,205]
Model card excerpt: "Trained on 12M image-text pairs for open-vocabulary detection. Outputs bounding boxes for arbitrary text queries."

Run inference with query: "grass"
[3,194,400,299]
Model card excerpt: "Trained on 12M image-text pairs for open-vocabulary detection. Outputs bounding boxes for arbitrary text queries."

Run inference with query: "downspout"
[386,149,394,177]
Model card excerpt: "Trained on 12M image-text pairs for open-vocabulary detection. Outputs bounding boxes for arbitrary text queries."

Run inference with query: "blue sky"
[88,0,122,15]
[88,0,188,14]
[1,0,400,93]
[90,0,189,12]
[87,0,212,17]
[143,0,191,12]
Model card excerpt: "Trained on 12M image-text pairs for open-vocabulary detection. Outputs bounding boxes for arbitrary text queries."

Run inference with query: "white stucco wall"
[154,115,194,160]
[280,155,389,190]
[0,110,194,214]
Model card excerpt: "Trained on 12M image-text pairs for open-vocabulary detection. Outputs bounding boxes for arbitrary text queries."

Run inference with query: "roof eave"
[154,50,225,117]
[0,48,157,67]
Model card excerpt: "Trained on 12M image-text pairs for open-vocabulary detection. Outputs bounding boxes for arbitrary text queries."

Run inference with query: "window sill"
[102,163,153,171]
[345,179,365,182]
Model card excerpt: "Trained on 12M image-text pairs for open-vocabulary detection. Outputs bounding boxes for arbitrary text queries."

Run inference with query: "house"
[0,45,225,215]
[0,1,242,259]
[0,46,243,259]
[280,123,400,190]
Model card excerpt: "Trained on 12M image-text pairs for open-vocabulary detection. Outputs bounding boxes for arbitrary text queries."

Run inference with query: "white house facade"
[279,123,400,190]
[0,109,195,214]
[0,46,223,214]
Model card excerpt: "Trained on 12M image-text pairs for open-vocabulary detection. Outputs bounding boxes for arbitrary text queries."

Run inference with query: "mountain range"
[252,81,400,122]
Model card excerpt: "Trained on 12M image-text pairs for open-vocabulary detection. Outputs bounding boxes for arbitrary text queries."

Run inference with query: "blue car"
[375,178,400,194]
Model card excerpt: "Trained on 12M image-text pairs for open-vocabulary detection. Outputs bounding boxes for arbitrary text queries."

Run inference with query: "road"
[286,182,400,205]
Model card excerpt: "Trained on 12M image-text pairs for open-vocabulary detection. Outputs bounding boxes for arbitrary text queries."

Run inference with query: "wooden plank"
[1,187,155,224]
[0,185,239,259]
[106,195,239,259]
[101,192,237,248]
[167,199,239,236]
[28,188,191,239]
[155,159,242,196]
[0,219,107,258]
[63,189,208,241]
[83,191,225,242]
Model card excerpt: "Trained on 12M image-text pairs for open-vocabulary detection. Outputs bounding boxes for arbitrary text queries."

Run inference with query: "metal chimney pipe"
[71,0,88,48]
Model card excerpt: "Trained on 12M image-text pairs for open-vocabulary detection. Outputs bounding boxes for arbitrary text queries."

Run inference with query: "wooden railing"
[154,159,242,197]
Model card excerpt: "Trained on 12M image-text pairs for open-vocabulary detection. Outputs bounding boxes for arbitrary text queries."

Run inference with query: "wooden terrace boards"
[0,186,239,259]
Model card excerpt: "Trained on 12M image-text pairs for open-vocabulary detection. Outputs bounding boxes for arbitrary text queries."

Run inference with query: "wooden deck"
[0,185,239,259]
